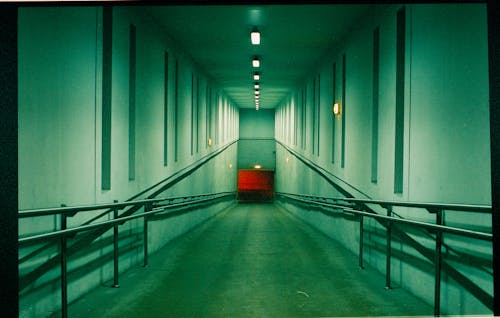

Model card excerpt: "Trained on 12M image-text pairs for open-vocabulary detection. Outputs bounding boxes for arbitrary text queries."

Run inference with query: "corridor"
[11,3,495,317]
[64,203,431,317]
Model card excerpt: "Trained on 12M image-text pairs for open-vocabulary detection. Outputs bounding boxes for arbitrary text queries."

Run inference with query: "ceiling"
[145,4,373,109]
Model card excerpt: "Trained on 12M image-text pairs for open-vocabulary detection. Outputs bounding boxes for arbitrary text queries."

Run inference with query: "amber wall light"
[333,102,342,116]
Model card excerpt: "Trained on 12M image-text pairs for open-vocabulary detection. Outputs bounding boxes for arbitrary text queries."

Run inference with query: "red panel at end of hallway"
[237,169,274,202]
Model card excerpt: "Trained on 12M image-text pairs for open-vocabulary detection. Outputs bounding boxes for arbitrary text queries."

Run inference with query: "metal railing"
[276,192,492,316]
[19,191,235,318]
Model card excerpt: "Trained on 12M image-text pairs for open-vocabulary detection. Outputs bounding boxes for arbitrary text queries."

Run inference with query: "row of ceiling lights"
[251,28,261,110]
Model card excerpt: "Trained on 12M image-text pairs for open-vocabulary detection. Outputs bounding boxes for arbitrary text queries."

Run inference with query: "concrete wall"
[18,7,238,317]
[275,4,491,315]
[238,108,276,170]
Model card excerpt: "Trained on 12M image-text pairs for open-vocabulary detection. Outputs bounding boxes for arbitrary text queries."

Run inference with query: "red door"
[237,169,274,202]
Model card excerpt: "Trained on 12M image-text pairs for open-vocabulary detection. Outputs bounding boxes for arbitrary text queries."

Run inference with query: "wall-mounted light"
[252,57,260,68]
[254,73,260,81]
[254,164,262,169]
[229,163,233,169]
[251,28,260,45]
[333,102,342,116]
[208,137,213,146]
[286,156,290,163]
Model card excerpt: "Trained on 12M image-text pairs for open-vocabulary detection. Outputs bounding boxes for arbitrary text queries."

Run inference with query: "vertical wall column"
[332,62,336,164]
[341,53,346,168]
[174,59,179,162]
[371,27,380,184]
[164,51,169,166]
[102,7,112,190]
[128,24,136,180]
[394,7,406,194]
[317,74,321,156]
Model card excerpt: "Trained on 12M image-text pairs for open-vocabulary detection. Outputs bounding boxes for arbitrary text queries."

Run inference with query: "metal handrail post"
[60,204,68,318]
[112,200,120,288]
[385,206,392,289]
[359,214,364,269]
[143,202,151,267]
[434,209,443,316]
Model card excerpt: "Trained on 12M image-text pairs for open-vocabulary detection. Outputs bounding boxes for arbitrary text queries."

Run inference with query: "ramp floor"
[66,203,433,317]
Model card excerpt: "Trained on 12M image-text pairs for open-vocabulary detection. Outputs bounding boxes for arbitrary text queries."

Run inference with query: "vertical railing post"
[60,204,68,318]
[112,200,120,288]
[143,202,151,267]
[434,209,443,316]
[385,205,392,289]
[359,214,364,269]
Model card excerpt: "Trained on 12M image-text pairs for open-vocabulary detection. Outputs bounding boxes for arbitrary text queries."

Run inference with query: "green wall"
[238,108,276,170]
[18,7,238,317]
[275,4,491,315]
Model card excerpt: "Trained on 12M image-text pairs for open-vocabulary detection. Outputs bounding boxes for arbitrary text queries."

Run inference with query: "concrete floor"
[65,203,433,317]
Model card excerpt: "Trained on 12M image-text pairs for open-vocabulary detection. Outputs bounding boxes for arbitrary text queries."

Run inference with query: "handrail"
[277,193,492,241]
[19,192,234,245]
[18,192,233,219]
[19,139,238,318]
[276,192,493,315]
[275,139,493,315]
[277,192,492,214]
[19,191,235,318]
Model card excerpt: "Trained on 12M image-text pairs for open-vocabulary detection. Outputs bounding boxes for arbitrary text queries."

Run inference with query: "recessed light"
[251,28,260,45]
[252,57,260,68]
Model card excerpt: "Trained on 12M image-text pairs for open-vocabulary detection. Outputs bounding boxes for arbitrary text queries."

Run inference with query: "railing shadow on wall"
[275,140,492,317]
[18,141,237,318]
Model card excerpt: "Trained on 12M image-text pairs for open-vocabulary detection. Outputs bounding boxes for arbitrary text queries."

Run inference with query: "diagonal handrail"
[19,191,235,318]
[277,191,492,214]
[274,140,493,315]
[18,140,237,296]
[19,192,234,245]
[276,192,493,315]
[277,193,492,241]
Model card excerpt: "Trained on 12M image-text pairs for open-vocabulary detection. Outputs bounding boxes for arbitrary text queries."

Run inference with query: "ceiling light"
[255,90,260,95]
[252,57,260,68]
[254,73,260,81]
[254,164,262,169]
[251,28,260,45]
[254,84,259,89]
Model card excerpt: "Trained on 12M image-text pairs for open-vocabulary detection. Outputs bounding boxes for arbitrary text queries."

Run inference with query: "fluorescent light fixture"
[254,84,259,89]
[251,28,260,45]
[255,90,260,95]
[252,57,260,68]
[254,73,260,81]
